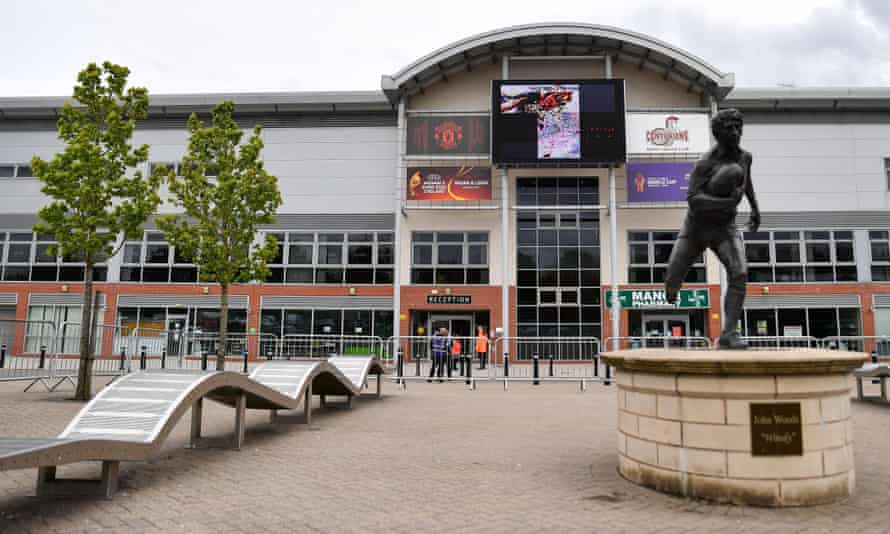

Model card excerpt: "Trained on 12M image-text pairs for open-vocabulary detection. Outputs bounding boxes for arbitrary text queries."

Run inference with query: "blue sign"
[627,161,693,203]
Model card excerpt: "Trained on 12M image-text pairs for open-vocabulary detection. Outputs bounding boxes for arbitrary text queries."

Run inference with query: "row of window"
[628,229,890,285]
[0,164,33,179]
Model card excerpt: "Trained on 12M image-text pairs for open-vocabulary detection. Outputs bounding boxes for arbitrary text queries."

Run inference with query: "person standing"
[428,326,448,382]
[475,325,489,370]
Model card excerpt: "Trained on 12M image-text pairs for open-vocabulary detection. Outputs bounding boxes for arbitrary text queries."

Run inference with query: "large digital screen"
[492,80,626,164]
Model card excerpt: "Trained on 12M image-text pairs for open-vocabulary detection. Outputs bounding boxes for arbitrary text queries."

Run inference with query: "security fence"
[0,319,57,390]
[602,336,712,351]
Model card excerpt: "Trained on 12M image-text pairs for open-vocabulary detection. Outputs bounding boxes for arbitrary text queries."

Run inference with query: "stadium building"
[1,22,890,359]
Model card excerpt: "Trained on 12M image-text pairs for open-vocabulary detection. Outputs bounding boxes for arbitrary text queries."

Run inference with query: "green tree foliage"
[157,101,282,370]
[31,62,163,400]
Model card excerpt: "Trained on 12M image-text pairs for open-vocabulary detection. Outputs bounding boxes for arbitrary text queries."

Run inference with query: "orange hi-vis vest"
[475,335,488,353]
[451,338,462,355]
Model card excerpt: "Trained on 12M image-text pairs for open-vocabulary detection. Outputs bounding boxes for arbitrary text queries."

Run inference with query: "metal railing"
[820,336,890,356]
[386,335,481,381]
[268,335,385,361]
[734,335,821,350]
[603,336,712,351]
[0,319,58,390]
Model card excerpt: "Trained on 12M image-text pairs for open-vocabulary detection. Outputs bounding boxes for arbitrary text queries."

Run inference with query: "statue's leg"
[664,235,705,303]
[713,228,748,348]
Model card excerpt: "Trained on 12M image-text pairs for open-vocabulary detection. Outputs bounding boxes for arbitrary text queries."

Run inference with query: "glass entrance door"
[642,314,690,348]
[167,315,188,358]
[429,314,474,355]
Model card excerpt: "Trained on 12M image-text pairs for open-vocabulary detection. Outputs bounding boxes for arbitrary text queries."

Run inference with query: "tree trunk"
[75,263,95,400]
[217,283,229,371]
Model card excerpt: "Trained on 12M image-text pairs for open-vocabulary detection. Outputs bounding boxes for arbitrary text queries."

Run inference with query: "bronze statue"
[664,108,760,349]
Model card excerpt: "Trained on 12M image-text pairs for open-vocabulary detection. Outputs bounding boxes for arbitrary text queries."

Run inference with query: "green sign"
[605,289,709,309]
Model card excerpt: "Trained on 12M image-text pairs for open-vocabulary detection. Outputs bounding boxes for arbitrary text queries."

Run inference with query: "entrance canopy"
[382,23,734,102]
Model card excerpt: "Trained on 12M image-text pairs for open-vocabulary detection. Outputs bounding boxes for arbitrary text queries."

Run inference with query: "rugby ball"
[707,162,744,197]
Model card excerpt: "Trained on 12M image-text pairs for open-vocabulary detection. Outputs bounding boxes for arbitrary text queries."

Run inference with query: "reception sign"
[407,167,492,201]
[407,115,489,155]
[626,161,693,203]
[627,112,710,154]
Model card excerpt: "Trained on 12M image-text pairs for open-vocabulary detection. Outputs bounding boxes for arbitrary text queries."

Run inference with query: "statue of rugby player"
[664,108,761,350]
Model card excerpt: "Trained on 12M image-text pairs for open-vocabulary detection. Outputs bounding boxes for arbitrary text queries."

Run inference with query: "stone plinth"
[600,349,867,507]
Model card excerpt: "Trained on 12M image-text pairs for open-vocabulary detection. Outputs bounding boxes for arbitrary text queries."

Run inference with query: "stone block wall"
[615,369,855,506]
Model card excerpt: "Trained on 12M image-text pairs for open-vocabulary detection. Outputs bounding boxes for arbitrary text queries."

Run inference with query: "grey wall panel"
[117,294,248,309]
[744,294,860,309]
[736,211,890,229]
[261,296,392,309]
[873,295,890,308]
[30,293,106,306]
[260,213,394,230]
[0,293,17,306]
[0,213,40,228]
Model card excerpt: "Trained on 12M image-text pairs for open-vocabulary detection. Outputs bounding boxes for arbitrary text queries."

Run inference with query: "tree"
[157,101,281,371]
[31,62,163,400]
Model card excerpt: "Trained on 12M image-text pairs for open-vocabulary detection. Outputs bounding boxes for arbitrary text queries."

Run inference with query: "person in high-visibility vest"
[475,325,489,370]
[428,327,448,382]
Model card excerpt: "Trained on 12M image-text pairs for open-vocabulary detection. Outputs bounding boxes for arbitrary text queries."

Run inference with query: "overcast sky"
[3,0,888,97]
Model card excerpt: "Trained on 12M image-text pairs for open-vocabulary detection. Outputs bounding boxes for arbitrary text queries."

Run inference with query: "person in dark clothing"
[664,108,761,349]
[428,327,449,382]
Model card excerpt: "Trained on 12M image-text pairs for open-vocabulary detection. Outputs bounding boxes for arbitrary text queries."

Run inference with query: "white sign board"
[626,113,710,154]
[783,325,804,337]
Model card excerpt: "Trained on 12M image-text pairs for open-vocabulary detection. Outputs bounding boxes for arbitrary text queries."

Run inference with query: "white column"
[605,54,620,351]
[500,55,510,340]
[393,98,406,362]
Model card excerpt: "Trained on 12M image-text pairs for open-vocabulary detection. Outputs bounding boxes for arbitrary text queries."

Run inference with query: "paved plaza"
[0,376,889,533]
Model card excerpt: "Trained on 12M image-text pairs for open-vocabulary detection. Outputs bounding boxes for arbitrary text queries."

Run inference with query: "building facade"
[2,23,890,358]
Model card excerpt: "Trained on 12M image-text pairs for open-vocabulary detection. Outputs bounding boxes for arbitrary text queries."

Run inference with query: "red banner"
[407,167,492,201]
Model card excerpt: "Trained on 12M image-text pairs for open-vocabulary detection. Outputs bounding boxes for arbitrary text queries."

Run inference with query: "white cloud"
[0,0,886,96]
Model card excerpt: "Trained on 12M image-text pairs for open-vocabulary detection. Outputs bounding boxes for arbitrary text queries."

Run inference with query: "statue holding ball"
[664,108,761,349]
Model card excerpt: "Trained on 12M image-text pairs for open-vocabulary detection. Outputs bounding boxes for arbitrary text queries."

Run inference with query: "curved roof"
[382,22,734,102]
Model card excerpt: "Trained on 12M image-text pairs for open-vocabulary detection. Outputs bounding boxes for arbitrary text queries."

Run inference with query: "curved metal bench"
[0,357,384,498]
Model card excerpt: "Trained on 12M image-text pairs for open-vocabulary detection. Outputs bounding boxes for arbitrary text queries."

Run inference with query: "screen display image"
[492,79,626,164]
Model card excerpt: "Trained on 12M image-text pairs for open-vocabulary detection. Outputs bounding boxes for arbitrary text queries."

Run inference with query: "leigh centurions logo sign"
[645,116,689,147]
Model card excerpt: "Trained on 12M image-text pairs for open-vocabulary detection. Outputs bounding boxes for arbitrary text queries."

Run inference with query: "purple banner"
[626,162,693,203]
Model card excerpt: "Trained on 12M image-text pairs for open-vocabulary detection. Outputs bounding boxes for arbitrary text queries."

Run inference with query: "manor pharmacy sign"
[605,289,709,309]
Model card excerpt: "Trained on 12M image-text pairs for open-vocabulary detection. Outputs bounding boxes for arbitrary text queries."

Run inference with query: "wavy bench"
[0,357,384,498]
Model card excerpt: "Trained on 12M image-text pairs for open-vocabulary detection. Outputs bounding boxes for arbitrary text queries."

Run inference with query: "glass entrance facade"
[516,177,601,340]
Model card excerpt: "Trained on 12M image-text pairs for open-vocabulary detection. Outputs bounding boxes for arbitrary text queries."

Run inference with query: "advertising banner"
[406,115,489,155]
[407,167,492,201]
[605,289,709,309]
[627,113,710,154]
[626,161,693,203]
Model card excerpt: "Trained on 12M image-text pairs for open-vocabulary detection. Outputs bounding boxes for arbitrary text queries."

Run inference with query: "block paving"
[0,376,889,533]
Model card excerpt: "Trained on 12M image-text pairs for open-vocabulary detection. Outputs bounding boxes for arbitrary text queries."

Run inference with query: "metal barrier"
[820,336,890,356]
[0,319,58,391]
[385,335,486,383]
[603,336,712,351]
[272,334,385,361]
[50,323,133,389]
[734,336,821,350]
[493,337,605,388]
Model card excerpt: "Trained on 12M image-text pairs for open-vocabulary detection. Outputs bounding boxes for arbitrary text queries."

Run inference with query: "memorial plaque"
[750,403,803,456]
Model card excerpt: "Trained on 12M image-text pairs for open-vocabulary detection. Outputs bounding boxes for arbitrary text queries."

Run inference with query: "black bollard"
[397,350,404,385]
[415,354,421,377]
[503,353,509,377]
[465,356,472,385]
[119,347,126,371]
[161,349,167,369]
[38,346,46,369]
[549,355,554,377]
[243,351,249,374]
[605,363,612,386]
[140,346,147,370]
[201,351,208,371]
[447,354,453,379]
[594,355,599,377]
[0,344,6,368]
[459,355,465,376]
[533,355,540,385]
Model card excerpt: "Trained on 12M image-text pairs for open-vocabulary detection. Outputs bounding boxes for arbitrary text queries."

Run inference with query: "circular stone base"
[602,349,866,507]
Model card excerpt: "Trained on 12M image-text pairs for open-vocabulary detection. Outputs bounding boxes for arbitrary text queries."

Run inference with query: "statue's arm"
[687,161,740,212]
[743,152,761,231]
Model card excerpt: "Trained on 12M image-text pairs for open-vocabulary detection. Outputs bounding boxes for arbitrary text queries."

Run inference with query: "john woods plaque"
[750,403,803,456]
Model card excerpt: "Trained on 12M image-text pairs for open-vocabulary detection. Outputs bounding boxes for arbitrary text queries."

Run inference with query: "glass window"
[0,166,14,178]
[347,245,372,264]
[318,244,342,265]
[628,230,704,285]
[410,232,489,285]
[145,244,169,264]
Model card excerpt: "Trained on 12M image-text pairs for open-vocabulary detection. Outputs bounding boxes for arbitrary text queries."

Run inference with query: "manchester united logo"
[434,120,463,151]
